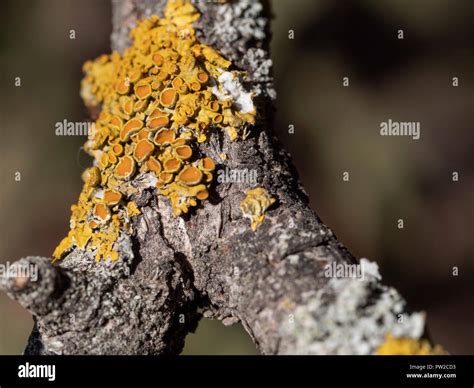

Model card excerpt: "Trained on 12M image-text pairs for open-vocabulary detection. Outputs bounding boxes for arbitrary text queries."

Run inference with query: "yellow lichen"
[376,334,446,355]
[240,188,276,231]
[53,0,256,262]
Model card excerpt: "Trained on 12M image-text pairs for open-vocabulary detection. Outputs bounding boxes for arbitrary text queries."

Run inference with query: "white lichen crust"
[280,259,426,355]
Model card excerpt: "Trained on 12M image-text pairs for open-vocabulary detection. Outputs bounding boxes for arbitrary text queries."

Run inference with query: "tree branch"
[1,0,430,355]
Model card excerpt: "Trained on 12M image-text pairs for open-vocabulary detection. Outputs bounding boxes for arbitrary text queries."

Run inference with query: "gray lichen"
[279,259,426,354]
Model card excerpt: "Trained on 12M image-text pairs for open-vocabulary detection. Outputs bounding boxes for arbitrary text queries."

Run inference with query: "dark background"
[0,0,472,354]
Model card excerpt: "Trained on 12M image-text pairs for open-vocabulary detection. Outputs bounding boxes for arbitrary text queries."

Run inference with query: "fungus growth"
[53,0,256,262]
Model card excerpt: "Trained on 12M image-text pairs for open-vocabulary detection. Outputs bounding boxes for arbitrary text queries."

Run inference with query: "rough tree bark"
[0,0,428,355]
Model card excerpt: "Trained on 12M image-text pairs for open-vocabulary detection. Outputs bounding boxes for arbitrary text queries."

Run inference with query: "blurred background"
[0,0,472,354]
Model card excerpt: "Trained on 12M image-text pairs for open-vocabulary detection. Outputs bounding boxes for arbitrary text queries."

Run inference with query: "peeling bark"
[0,0,427,355]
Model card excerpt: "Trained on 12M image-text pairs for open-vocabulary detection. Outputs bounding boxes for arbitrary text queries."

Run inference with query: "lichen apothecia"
[53,0,257,262]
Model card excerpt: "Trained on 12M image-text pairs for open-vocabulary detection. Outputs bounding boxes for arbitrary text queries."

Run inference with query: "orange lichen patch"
[212,113,223,124]
[134,99,148,112]
[171,76,184,90]
[115,79,130,95]
[152,53,164,66]
[189,81,201,91]
[126,201,141,216]
[160,88,178,107]
[115,156,136,179]
[108,151,118,164]
[134,139,155,163]
[104,189,122,206]
[203,171,213,183]
[120,118,143,142]
[172,137,186,147]
[158,171,174,184]
[240,188,276,231]
[134,81,152,99]
[85,166,101,187]
[147,115,169,131]
[177,166,202,185]
[196,71,209,84]
[120,96,134,115]
[109,115,123,130]
[136,128,151,141]
[163,158,182,173]
[208,100,220,112]
[175,145,193,160]
[88,220,99,229]
[153,128,176,146]
[74,224,94,249]
[53,235,73,261]
[376,334,446,355]
[146,156,162,175]
[93,203,110,223]
[199,157,215,171]
[161,182,206,216]
[128,68,142,83]
[226,126,238,141]
[55,0,256,262]
[111,143,124,156]
[196,189,209,200]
